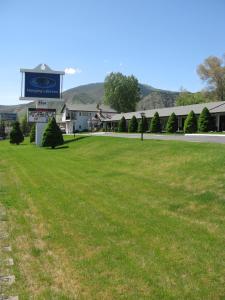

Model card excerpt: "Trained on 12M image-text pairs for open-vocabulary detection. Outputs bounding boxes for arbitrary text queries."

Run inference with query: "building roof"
[61,103,117,113]
[104,101,225,122]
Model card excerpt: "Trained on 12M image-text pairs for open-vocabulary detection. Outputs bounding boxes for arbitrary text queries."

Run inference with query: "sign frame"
[20,64,65,102]
[27,108,56,123]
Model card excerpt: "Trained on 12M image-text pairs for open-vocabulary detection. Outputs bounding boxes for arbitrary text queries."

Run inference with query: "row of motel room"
[1,101,225,134]
[60,101,225,133]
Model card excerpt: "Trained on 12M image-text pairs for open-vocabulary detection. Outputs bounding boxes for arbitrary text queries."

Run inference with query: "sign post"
[20,64,64,146]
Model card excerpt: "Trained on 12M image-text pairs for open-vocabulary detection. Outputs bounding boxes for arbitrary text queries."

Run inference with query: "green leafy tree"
[176,89,210,106]
[30,124,36,143]
[21,115,31,137]
[118,116,127,132]
[0,121,6,139]
[138,116,148,133]
[197,54,225,101]
[166,112,178,133]
[42,117,64,149]
[184,111,197,133]
[128,116,138,133]
[150,112,161,133]
[104,72,140,113]
[10,121,24,145]
[198,107,212,132]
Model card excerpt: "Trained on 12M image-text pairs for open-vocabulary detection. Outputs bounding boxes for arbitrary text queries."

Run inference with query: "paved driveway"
[91,132,225,144]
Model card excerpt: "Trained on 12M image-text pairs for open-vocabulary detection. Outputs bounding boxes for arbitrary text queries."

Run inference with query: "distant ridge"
[0,82,179,117]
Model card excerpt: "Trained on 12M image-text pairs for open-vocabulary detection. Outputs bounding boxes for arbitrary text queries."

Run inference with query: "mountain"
[0,82,179,117]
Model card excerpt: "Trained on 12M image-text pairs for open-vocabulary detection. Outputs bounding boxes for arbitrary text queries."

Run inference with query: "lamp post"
[140,112,145,141]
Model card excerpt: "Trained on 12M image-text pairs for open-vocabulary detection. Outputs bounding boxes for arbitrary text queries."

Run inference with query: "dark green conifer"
[10,121,24,145]
[118,116,127,132]
[166,112,178,133]
[184,110,197,133]
[150,112,161,133]
[30,124,36,143]
[198,107,212,132]
[128,116,138,133]
[138,116,148,133]
[42,117,64,149]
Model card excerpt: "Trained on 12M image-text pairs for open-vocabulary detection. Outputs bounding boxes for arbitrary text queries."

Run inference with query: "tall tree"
[197,54,225,101]
[42,117,64,149]
[128,116,138,133]
[198,107,212,132]
[166,112,178,133]
[118,116,127,132]
[150,112,161,133]
[184,111,197,133]
[104,72,140,113]
[10,121,24,145]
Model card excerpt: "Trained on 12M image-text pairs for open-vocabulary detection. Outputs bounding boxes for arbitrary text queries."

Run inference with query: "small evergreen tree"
[150,112,161,133]
[166,112,178,133]
[118,116,127,132]
[198,107,212,132]
[21,115,31,137]
[0,121,6,139]
[184,110,197,133]
[30,124,36,143]
[138,116,148,133]
[10,121,24,145]
[42,117,64,149]
[128,116,138,132]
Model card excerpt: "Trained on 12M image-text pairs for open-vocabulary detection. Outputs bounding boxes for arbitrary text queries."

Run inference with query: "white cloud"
[64,67,82,75]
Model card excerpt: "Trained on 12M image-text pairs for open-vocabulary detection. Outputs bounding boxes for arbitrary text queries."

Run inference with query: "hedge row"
[115,107,214,133]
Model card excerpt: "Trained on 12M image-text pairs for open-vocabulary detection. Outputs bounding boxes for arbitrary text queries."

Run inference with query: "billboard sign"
[25,72,60,99]
[0,113,17,122]
[28,108,56,123]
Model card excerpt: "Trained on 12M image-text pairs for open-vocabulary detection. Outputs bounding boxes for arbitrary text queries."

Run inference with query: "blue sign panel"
[0,113,17,121]
[25,72,60,99]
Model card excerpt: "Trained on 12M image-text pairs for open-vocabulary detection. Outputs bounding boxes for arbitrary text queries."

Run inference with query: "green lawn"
[0,136,225,299]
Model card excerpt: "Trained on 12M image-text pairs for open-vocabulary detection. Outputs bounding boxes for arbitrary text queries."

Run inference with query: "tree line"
[108,107,214,134]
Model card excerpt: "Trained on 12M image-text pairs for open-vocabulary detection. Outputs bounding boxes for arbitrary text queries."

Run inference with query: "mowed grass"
[0,136,225,299]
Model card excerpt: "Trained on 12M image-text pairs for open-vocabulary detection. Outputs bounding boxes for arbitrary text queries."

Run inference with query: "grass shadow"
[63,136,90,144]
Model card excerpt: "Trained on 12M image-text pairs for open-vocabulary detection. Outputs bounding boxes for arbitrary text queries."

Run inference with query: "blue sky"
[1,0,225,105]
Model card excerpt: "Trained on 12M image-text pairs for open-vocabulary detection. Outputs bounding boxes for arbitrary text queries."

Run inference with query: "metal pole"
[141,115,144,141]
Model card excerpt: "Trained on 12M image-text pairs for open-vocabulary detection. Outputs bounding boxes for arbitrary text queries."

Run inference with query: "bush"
[198,107,212,132]
[128,116,138,133]
[138,116,148,133]
[118,116,127,132]
[166,112,178,133]
[150,112,161,133]
[0,121,6,139]
[42,117,64,149]
[10,121,24,145]
[30,124,35,143]
[21,115,31,137]
[184,110,197,133]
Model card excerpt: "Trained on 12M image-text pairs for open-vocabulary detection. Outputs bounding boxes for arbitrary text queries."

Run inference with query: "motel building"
[102,101,225,132]
[61,104,117,133]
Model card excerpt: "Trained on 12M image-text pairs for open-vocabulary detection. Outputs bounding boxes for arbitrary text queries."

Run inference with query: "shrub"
[138,116,148,133]
[21,115,31,137]
[118,116,127,132]
[30,124,36,143]
[150,112,161,133]
[42,117,64,149]
[10,121,24,145]
[166,112,178,133]
[0,121,6,139]
[184,110,197,133]
[198,107,212,132]
[128,116,138,133]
